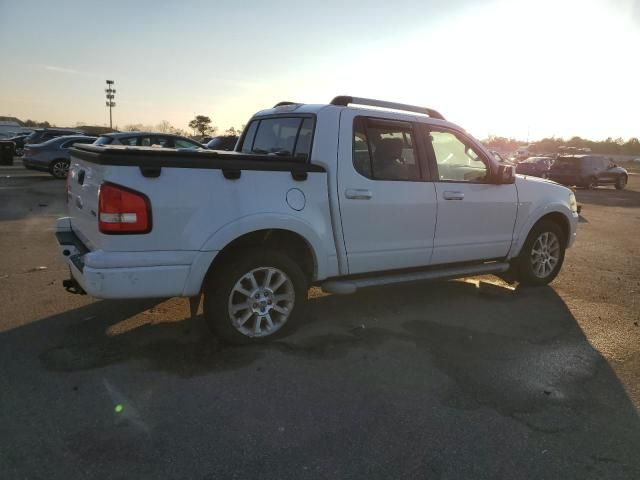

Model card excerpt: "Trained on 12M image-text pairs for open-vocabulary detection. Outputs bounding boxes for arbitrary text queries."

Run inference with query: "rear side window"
[352,117,420,181]
[239,117,314,160]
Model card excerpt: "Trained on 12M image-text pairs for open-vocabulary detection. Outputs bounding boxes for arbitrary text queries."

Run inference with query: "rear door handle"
[443,191,464,200]
[345,188,372,200]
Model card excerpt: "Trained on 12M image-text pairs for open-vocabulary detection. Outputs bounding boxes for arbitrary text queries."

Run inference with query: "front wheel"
[50,159,69,179]
[615,175,627,190]
[203,249,308,344]
[515,220,566,286]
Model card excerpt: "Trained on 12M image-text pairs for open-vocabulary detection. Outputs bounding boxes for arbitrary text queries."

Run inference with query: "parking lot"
[1,161,639,479]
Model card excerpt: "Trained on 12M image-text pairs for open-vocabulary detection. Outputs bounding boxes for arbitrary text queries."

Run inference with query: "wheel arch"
[204,228,317,285]
[511,208,572,258]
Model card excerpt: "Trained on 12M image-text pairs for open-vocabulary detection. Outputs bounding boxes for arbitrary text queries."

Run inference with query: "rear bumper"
[55,217,217,299]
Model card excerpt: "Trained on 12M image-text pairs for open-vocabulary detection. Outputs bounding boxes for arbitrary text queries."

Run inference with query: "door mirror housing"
[494,164,515,184]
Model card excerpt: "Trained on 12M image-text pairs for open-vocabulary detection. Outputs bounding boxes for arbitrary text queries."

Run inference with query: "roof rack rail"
[330,96,445,120]
[273,101,298,107]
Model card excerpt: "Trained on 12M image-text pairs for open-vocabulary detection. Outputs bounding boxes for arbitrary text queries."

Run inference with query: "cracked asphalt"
[1,161,639,479]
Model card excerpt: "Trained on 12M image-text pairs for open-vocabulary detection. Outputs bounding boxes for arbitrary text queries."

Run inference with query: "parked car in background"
[23,135,96,178]
[549,155,628,189]
[515,145,535,161]
[24,128,85,145]
[6,133,30,156]
[516,156,554,178]
[205,135,238,151]
[94,132,204,149]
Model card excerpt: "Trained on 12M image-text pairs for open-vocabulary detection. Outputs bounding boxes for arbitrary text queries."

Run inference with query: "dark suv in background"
[25,128,85,145]
[549,155,628,189]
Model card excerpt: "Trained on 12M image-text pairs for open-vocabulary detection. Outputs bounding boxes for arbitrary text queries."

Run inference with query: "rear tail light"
[98,182,152,234]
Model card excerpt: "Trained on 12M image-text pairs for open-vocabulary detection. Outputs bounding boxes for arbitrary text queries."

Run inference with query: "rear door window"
[352,117,421,181]
[239,117,314,160]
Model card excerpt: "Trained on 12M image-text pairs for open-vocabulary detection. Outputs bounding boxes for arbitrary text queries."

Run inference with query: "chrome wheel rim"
[53,161,69,178]
[530,231,560,278]
[227,267,295,337]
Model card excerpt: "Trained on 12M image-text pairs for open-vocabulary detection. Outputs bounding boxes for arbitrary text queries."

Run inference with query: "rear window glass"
[94,136,114,145]
[240,117,314,160]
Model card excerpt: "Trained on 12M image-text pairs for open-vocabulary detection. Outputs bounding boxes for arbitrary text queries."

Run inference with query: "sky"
[1,0,639,140]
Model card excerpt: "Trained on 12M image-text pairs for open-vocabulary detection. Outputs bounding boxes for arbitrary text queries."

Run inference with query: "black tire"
[615,175,627,190]
[203,248,308,345]
[585,176,597,189]
[515,219,566,286]
[49,159,69,179]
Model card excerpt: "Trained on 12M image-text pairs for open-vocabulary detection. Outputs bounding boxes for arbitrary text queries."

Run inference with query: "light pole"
[105,80,116,129]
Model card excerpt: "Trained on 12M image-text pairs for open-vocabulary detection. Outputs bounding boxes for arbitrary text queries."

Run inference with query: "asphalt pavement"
[1,160,639,479]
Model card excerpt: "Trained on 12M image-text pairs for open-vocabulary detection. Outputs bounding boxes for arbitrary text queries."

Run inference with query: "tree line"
[484,135,640,156]
[15,115,243,139]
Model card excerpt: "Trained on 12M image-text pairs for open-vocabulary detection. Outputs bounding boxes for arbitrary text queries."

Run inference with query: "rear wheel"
[203,249,308,345]
[50,159,69,179]
[615,175,627,190]
[515,220,566,286]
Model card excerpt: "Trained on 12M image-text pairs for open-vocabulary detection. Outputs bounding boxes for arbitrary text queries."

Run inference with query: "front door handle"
[345,188,372,200]
[443,191,464,200]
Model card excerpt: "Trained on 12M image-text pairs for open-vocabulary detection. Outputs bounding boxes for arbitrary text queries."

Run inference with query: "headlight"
[569,192,578,213]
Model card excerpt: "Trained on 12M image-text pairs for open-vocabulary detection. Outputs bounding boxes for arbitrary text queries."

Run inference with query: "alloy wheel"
[227,266,295,337]
[530,231,560,278]
[52,160,69,178]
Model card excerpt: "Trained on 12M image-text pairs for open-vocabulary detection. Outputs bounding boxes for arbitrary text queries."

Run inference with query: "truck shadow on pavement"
[3,278,640,476]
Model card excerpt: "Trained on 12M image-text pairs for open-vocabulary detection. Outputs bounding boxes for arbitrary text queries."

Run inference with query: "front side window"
[352,117,420,181]
[429,130,488,182]
[239,117,314,160]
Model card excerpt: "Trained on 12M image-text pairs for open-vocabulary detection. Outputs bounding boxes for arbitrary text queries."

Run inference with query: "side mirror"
[495,164,515,184]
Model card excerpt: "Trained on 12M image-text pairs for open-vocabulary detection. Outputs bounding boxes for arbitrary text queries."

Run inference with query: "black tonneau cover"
[69,145,325,173]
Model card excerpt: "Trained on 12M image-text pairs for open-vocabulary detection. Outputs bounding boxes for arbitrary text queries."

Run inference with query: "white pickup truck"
[57,96,579,344]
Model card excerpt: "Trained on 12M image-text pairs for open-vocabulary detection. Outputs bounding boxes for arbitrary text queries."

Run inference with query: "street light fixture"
[105,80,116,129]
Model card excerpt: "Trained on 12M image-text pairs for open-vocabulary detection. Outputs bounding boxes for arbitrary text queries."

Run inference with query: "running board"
[321,262,510,295]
